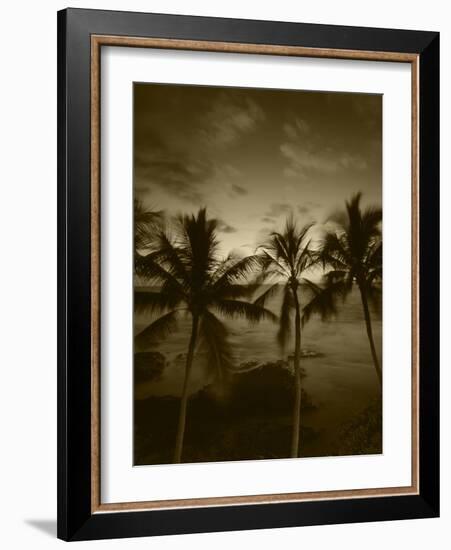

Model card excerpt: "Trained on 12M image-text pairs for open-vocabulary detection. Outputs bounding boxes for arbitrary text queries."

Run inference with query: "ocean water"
[134,286,382,454]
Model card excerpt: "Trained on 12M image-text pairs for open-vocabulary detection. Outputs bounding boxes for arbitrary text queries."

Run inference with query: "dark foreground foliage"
[134,351,166,384]
[134,361,317,465]
[335,399,383,455]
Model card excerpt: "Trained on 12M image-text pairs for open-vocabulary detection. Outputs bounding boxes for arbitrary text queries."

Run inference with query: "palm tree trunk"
[359,285,382,388]
[173,314,199,464]
[291,289,302,458]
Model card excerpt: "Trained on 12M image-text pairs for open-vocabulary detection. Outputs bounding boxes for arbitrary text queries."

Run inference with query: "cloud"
[297,201,320,215]
[264,203,293,219]
[198,93,265,148]
[134,151,211,204]
[231,183,247,196]
[351,95,382,131]
[134,129,215,204]
[280,114,368,180]
[215,219,237,234]
[296,203,321,224]
[283,118,311,140]
[222,164,242,178]
[280,142,367,179]
[134,93,263,205]
[261,203,317,224]
[339,153,367,170]
[297,205,310,215]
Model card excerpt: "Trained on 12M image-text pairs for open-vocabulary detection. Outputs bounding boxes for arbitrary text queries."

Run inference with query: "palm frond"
[345,193,382,262]
[269,232,292,267]
[361,207,382,239]
[367,267,382,285]
[253,282,281,308]
[134,309,179,349]
[211,254,262,292]
[243,265,286,299]
[295,221,315,251]
[154,231,190,287]
[277,284,294,351]
[320,194,383,296]
[134,200,163,251]
[199,310,234,380]
[220,283,256,300]
[255,251,290,278]
[366,283,382,315]
[175,208,219,289]
[135,251,186,298]
[366,241,382,285]
[301,277,349,326]
[324,269,345,282]
[320,231,351,270]
[252,266,288,286]
[212,298,278,324]
[366,239,382,269]
[295,239,319,274]
[134,290,180,314]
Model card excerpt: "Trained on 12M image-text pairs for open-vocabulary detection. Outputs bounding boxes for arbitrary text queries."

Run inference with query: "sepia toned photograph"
[133,82,382,466]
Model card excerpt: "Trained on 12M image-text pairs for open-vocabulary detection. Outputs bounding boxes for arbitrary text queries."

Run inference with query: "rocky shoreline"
[134,347,324,384]
[134,352,319,465]
[133,347,381,465]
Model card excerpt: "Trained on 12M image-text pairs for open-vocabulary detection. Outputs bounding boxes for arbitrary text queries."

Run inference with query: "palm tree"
[253,217,317,458]
[134,198,163,262]
[134,208,277,463]
[315,192,382,387]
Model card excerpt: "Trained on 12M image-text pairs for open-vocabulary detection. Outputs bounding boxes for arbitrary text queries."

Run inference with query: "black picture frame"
[57,8,439,541]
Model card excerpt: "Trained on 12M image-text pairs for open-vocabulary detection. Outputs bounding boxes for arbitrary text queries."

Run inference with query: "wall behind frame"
[0,0,447,549]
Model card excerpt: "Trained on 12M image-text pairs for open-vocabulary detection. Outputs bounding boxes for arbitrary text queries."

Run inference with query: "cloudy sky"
[134,82,382,257]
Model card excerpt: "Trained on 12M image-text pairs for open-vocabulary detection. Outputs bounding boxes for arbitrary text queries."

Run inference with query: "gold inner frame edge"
[90,35,420,514]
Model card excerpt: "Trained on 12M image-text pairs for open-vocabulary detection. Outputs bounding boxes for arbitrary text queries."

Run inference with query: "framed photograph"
[57,8,439,541]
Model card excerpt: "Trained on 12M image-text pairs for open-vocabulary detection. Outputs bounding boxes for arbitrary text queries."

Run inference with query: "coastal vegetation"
[134,208,276,463]
[315,193,382,386]
[134,195,382,464]
[252,218,321,457]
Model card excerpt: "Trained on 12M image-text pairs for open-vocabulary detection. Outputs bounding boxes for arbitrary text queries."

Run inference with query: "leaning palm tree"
[316,192,382,387]
[135,208,277,463]
[253,217,316,458]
